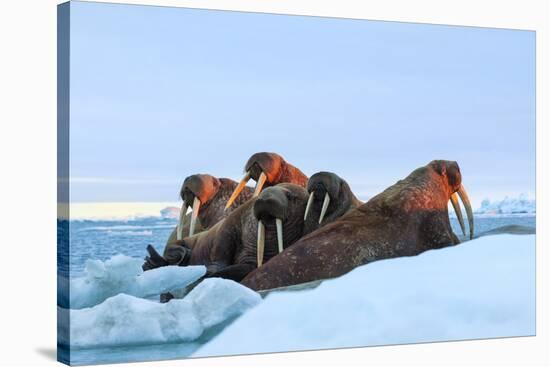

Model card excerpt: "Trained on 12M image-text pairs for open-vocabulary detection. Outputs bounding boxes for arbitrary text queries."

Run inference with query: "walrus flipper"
[205,263,256,282]
[142,244,169,271]
[163,242,192,266]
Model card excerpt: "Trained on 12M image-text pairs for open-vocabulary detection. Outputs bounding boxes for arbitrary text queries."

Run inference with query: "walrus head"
[177,174,221,240]
[225,152,308,209]
[303,171,362,234]
[428,160,474,239]
[252,183,308,267]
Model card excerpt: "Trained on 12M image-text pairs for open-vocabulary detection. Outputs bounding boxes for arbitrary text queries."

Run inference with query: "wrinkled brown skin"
[303,171,363,235]
[241,160,463,291]
[171,183,311,282]
[245,152,308,189]
[162,174,254,264]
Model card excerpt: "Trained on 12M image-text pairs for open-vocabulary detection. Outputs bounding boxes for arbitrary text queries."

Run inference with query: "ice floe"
[66,278,261,348]
[194,234,535,357]
[70,255,206,309]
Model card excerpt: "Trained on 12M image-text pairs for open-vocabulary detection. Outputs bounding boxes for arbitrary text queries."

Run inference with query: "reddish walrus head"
[225,152,308,209]
[240,160,474,291]
[143,173,254,270]
[174,174,254,239]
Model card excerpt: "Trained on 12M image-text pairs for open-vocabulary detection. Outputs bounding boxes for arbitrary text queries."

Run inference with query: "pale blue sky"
[68,1,535,206]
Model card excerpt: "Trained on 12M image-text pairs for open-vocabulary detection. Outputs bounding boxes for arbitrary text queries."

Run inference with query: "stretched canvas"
[57,1,536,365]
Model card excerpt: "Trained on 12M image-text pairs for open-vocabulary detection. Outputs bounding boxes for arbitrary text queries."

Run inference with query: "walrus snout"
[252,186,292,267]
[253,187,289,222]
[304,172,342,224]
[428,160,474,240]
[245,152,283,183]
[177,174,221,240]
[181,174,220,204]
[225,152,285,209]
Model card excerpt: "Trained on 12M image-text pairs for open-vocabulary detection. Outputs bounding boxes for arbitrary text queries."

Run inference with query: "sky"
[68,1,536,207]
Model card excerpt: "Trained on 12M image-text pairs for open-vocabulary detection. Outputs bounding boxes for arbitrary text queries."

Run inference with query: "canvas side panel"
[57,2,71,365]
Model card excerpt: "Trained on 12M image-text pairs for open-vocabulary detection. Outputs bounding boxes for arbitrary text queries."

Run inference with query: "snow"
[66,278,261,348]
[475,194,535,215]
[70,255,206,309]
[194,234,535,357]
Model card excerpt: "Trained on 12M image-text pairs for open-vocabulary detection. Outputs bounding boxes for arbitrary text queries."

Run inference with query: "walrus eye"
[449,184,474,240]
[225,171,251,209]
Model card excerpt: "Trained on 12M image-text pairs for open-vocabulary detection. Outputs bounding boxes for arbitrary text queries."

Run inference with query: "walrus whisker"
[276,218,284,253]
[304,192,315,220]
[253,172,267,197]
[225,171,251,209]
[449,193,466,236]
[176,200,187,240]
[257,220,265,267]
[319,192,330,224]
[189,197,201,237]
[457,184,474,239]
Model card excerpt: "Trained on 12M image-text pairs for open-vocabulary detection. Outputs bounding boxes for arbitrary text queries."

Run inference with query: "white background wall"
[0,0,547,366]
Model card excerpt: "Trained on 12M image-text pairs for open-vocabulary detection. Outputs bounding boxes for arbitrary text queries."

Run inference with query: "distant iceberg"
[160,206,180,219]
[475,194,535,215]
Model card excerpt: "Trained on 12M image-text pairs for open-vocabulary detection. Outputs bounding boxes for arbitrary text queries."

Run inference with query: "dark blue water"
[65,217,176,278]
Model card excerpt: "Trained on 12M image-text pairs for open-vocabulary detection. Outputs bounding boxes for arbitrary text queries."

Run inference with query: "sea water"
[59,214,535,365]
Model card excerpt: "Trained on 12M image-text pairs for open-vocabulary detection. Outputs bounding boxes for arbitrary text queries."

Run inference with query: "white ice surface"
[194,234,535,357]
[67,278,261,348]
[476,194,535,214]
[70,255,206,309]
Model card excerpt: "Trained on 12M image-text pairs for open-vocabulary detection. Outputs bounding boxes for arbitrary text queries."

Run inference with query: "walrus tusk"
[176,200,187,240]
[449,193,466,236]
[276,218,284,253]
[257,220,265,267]
[253,172,267,197]
[189,197,201,237]
[457,184,474,240]
[304,192,315,220]
[319,192,330,224]
[225,171,251,209]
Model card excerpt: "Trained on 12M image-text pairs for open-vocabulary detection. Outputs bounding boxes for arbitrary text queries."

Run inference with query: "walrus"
[303,171,364,235]
[143,174,254,270]
[144,183,314,282]
[241,160,474,291]
[145,172,360,273]
[225,152,308,209]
